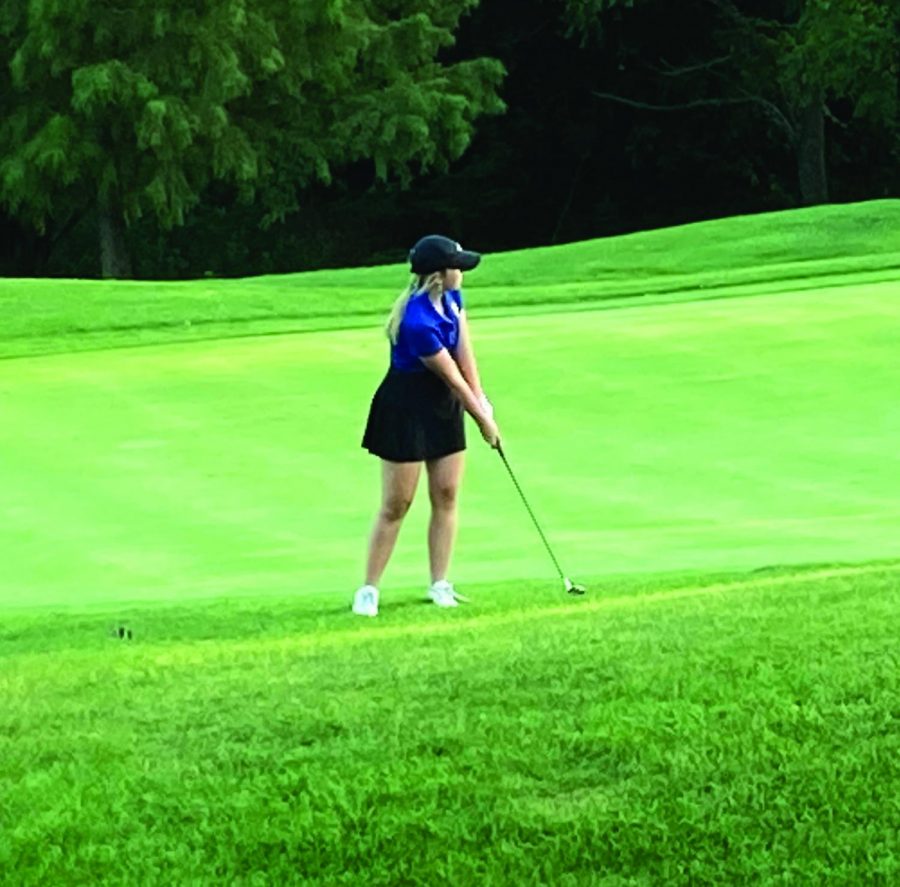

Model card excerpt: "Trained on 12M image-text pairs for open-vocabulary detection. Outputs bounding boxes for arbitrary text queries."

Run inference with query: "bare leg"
[365,460,422,587]
[426,451,465,583]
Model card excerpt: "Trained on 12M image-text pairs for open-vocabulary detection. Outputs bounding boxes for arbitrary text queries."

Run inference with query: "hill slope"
[2,200,898,359]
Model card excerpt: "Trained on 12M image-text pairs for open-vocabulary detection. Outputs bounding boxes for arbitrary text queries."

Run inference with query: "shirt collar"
[417,290,452,321]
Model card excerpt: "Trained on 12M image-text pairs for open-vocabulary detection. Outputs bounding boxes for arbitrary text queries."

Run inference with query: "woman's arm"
[420,348,500,446]
[455,309,484,400]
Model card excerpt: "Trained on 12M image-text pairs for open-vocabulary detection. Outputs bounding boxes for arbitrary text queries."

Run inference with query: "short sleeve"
[406,321,443,359]
[447,289,464,312]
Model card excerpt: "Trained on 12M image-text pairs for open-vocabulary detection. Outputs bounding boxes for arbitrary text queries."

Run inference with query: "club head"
[564,578,586,596]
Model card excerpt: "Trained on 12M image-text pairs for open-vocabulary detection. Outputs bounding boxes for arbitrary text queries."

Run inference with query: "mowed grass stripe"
[2,264,897,366]
[125,560,900,662]
[3,560,897,677]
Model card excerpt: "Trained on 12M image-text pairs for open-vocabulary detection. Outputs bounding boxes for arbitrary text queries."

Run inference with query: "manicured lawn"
[1,281,898,608]
[2,202,898,883]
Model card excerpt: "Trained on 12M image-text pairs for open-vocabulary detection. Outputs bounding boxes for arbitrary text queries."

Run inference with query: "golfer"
[353,235,501,617]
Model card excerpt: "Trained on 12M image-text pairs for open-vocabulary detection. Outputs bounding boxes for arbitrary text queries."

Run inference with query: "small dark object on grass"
[115,626,133,640]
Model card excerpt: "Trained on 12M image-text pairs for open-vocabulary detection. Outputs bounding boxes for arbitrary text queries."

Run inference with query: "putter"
[496,443,586,595]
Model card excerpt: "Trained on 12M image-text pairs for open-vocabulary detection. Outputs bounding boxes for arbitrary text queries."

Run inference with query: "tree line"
[1,0,897,279]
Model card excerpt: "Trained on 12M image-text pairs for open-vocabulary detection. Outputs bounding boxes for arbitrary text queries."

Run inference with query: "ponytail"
[385,272,444,344]
[385,276,417,345]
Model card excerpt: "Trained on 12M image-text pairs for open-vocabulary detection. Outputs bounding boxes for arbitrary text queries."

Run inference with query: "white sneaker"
[352,584,379,617]
[428,580,468,608]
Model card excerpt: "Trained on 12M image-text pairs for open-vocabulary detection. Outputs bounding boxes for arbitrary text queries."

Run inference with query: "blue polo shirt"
[391,289,463,372]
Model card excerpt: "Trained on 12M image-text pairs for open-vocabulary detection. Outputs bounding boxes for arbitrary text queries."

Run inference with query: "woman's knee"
[381,495,413,522]
[429,483,458,511]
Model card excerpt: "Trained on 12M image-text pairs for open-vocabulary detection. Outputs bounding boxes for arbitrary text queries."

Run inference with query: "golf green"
[2,278,897,610]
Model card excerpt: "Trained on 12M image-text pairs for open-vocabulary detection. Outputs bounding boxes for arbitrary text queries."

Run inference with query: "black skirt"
[362,368,466,462]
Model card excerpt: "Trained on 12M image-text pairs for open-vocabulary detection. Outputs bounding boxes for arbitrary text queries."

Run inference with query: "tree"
[0,0,503,277]
[565,0,900,204]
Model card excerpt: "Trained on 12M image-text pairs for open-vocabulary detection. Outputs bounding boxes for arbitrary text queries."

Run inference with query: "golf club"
[496,443,586,595]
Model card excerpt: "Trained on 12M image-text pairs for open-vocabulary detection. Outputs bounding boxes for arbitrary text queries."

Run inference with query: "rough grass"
[2,563,898,885]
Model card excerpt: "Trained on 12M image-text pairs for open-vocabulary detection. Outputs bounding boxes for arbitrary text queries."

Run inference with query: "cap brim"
[452,251,481,271]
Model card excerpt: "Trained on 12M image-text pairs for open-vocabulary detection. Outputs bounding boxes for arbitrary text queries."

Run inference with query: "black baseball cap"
[409,235,481,275]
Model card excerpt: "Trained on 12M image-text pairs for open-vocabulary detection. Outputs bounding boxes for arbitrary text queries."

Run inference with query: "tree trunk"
[796,96,828,205]
[99,206,133,279]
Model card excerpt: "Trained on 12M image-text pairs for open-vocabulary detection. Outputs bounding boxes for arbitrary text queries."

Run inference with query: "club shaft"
[497,445,567,583]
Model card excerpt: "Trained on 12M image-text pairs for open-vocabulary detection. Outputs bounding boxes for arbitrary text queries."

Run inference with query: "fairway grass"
[2,280,898,608]
[2,562,898,884]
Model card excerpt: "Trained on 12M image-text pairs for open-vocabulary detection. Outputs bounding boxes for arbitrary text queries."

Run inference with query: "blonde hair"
[385,272,444,344]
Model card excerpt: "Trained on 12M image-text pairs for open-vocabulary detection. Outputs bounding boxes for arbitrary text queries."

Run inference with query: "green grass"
[2,201,899,883]
[2,199,899,358]
[2,279,898,607]
[3,564,899,884]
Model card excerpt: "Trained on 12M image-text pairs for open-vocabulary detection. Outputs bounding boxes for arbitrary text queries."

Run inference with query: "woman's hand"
[478,415,501,448]
[418,348,499,447]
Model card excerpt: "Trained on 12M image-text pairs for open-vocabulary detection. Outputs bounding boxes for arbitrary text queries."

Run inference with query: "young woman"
[353,235,501,617]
